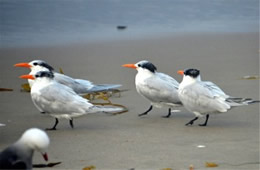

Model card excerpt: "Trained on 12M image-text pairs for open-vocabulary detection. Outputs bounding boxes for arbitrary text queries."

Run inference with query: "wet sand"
[0,32,259,169]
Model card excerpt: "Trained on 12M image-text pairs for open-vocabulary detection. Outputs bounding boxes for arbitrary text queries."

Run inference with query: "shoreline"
[1,31,258,49]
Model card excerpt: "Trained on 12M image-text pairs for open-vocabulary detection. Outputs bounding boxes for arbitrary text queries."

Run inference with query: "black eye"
[33,63,38,66]
[35,75,39,78]
[137,64,141,67]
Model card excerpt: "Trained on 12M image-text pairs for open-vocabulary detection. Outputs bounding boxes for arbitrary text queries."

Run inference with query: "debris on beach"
[117,25,127,30]
[91,101,128,115]
[33,161,61,168]
[83,91,111,101]
[59,67,64,74]
[240,75,259,80]
[161,168,172,170]
[197,145,206,148]
[21,83,31,92]
[0,88,13,92]
[82,165,96,170]
[82,89,129,114]
[82,89,127,101]
[205,162,218,167]
[0,123,6,127]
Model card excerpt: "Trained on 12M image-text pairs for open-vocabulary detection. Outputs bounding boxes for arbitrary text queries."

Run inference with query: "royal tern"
[19,71,124,130]
[122,60,182,117]
[0,128,49,169]
[14,60,121,95]
[177,68,259,126]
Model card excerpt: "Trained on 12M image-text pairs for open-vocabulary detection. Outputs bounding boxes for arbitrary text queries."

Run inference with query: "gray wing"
[157,72,179,89]
[137,72,180,104]
[201,81,256,106]
[179,82,231,114]
[54,72,94,94]
[31,98,45,113]
[55,72,121,94]
[31,82,93,114]
[201,81,229,98]
[83,84,122,93]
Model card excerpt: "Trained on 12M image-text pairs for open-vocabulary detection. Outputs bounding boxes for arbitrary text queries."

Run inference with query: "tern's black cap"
[184,68,200,78]
[35,71,54,79]
[31,60,54,72]
[137,61,157,73]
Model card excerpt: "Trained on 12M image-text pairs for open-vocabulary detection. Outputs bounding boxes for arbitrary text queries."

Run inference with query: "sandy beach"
[0,32,259,169]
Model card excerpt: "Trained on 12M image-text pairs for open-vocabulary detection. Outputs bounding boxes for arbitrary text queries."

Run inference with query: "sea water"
[0,0,258,48]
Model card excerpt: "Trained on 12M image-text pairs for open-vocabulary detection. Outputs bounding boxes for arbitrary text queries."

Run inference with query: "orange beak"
[14,62,31,68]
[122,64,137,69]
[19,74,35,80]
[177,70,184,75]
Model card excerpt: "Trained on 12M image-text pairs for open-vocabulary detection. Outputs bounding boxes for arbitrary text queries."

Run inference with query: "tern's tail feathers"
[87,84,122,93]
[226,97,260,106]
[91,105,126,114]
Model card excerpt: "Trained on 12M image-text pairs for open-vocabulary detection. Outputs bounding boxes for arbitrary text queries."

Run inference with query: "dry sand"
[0,32,259,169]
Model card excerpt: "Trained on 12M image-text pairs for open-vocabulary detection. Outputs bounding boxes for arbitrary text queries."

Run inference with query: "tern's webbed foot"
[45,127,57,131]
[185,117,198,126]
[185,122,193,126]
[162,115,171,118]
[69,119,74,129]
[138,105,153,117]
[138,112,148,117]
[46,118,59,130]
[162,108,171,118]
[199,114,209,126]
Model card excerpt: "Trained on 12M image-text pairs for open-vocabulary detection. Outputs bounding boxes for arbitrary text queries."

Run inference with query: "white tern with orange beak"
[20,71,124,130]
[177,68,259,126]
[15,60,121,95]
[122,60,182,118]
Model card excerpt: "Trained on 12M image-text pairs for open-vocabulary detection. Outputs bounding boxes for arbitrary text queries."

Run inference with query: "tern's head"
[184,68,200,78]
[122,60,157,73]
[17,128,50,161]
[19,71,54,81]
[14,60,54,72]
[177,68,201,85]
[178,68,200,79]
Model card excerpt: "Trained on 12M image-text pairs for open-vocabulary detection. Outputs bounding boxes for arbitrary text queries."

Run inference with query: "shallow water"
[1,0,259,48]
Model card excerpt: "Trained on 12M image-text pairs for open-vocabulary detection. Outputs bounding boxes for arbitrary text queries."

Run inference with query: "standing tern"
[0,128,49,169]
[14,60,121,95]
[122,60,182,118]
[19,71,124,130]
[177,68,259,126]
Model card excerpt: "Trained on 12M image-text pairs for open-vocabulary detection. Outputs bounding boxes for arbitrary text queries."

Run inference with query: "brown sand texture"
[0,32,259,169]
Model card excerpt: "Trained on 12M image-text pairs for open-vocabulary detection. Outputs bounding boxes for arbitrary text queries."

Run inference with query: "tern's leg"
[138,105,153,117]
[162,108,172,118]
[185,117,198,126]
[46,118,59,130]
[69,119,74,129]
[199,114,209,126]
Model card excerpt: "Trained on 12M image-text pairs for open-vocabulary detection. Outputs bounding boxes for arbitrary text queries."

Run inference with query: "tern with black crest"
[15,60,121,95]
[122,60,182,118]
[177,68,259,126]
[20,71,124,130]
